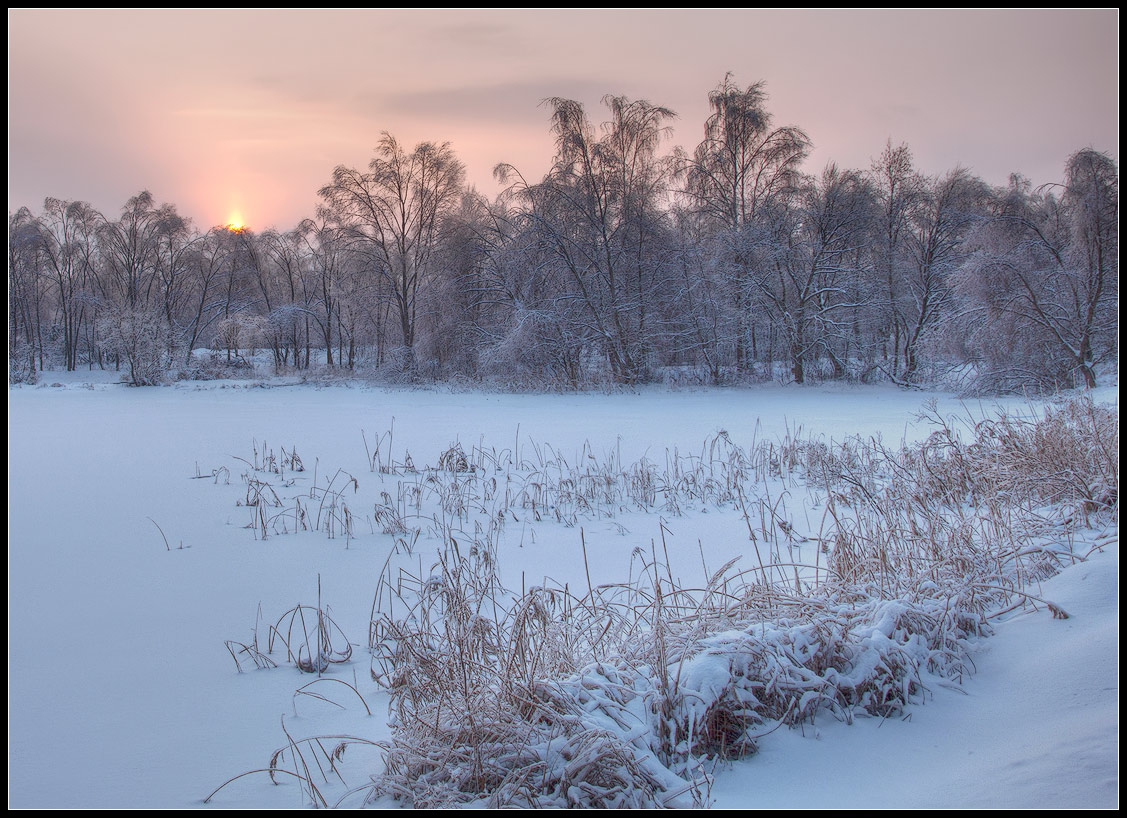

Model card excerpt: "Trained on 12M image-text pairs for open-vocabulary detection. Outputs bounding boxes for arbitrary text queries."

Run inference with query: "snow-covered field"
[7,375,1118,808]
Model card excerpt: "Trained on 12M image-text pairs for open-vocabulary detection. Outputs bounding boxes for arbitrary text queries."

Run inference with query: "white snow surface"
[7,376,1118,808]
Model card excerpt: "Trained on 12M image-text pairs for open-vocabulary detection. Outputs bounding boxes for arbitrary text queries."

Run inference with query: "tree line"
[8,77,1118,391]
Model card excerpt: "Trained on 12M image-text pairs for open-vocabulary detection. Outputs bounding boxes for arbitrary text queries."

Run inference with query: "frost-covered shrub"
[375,346,419,384]
[214,396,1113,806]
[364,527,1001,808]
[8,340,37,384]
[177,350,258,381]
[97,307,173,385]
[901,397,1119,517]
[475,307,625,390]
[213,314,268,363]
[368,538,681,808]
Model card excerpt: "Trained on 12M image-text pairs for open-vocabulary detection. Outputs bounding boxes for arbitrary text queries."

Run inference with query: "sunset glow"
[7,9,1119,231]
[225,208,246,231]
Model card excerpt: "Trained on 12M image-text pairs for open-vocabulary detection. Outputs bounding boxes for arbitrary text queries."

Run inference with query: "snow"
[709,533,1119,809]
[7,376,1118,808]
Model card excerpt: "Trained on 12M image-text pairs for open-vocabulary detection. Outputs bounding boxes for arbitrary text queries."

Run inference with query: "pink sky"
[7,9,1119,231]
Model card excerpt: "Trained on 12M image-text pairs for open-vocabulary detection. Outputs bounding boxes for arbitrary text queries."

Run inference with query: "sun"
[225,209,246,232]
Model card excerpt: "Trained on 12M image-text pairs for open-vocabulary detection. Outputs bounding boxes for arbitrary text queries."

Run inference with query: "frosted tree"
[259,227,316,370]
[869,141,924,377]
[38,198,104,371]
[684,76,810,232]
[1061,148,1119,385]
[498,95,679,384]
[180,227,234,364]
[756,165,877,383]
[414,190,494,378]
[98,192,196,370]
[8,207,53,379]
[99,191,164,310]
[899,168,988,381]
[319,134,466,373]
[682,76,810,373]
[294,215,353,367]
[957,150,1117,390]
[97,304,172,385]
[469,190,590,386]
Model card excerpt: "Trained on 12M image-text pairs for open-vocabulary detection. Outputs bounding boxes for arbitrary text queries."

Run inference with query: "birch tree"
[498,95,678,384]
[683,76,810,372]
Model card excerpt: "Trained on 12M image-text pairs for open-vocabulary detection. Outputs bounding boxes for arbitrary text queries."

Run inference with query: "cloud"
[376,78,614,125]
[430,19,518,49]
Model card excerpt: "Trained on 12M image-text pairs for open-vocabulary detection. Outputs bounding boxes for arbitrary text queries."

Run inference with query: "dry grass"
[224,580,353,676]
[204,719,380,807]
[211,395,1117,807]
[360,525,1007,807]
[358,395,1116,807]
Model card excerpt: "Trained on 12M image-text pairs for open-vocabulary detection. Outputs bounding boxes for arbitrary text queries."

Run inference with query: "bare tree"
[755,165,876,383]
[38,198,103,370]
[180,227,233,364]
[8,208,51,378]
[958,150,1117,390]
[320,134,465,371]
[682,76,810,372]
[498,95,678,384]
[899,168,988,380]
[869,141,924,377]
